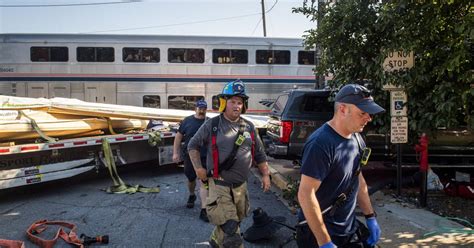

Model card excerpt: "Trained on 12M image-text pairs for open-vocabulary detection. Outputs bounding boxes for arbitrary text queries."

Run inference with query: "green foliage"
[294,0,473,138]
[282,176,300,208]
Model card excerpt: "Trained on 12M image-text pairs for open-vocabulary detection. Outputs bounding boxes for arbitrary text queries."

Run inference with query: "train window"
[123,48,160,63]
[298,51,315,65]
[212,49,248,64]
[31,47,68,62]
[77,47,114,62]
[143,95,161,108]
[168,96,204,110]
[211,96,220,110]
[256,50,290,64]
[168,48,204,63]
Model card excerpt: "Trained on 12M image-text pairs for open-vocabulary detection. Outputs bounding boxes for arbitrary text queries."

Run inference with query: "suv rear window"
[300,95,333,113]
[271,94,289,115]
[285,92,333,115]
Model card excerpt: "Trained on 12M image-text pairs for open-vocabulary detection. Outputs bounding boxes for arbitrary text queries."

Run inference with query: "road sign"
[390,90,408,116]
[383,51,414,72]
[391,116,408,143]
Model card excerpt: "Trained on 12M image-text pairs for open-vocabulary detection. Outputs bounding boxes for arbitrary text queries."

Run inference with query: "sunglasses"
[338,88,372,102]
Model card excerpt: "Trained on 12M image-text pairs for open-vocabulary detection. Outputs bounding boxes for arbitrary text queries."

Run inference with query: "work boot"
[222,233,242,248]
[186,194,197,208]
[200,208,209,222]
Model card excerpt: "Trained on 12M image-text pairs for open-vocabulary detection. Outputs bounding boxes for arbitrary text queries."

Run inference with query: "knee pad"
[220,220,239,235]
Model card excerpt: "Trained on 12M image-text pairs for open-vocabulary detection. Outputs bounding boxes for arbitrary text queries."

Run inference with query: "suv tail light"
[279,121,293,143]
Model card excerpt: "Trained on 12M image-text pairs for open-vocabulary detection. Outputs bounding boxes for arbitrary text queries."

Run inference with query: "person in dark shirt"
[173,99,209,222]
[297,84,383,248]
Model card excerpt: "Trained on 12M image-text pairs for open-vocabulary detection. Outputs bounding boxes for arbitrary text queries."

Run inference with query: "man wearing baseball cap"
[297,84,384,247]
[173,99,209,222]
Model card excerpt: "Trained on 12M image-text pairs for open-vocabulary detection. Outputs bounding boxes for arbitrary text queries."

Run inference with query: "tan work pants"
[206,179,249,247]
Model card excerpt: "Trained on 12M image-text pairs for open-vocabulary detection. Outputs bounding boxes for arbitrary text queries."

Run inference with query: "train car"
[0,33,317,113]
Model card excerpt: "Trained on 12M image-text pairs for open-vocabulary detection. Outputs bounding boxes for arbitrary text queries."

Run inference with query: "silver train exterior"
[0,34,316,113]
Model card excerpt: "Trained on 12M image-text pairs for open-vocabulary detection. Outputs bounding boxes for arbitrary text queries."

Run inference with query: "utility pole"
[261,0,267,37]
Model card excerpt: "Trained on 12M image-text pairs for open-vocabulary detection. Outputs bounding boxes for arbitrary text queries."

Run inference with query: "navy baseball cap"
[196,100,207,109]
[335,84,385,114]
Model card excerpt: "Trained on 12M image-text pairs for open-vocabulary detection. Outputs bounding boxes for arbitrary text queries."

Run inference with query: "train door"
[49,82,71,98]
[84,82,116,104]
[27,82,49,98]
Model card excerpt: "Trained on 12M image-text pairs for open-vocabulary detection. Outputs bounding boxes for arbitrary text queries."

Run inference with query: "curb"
[268,165,289,191]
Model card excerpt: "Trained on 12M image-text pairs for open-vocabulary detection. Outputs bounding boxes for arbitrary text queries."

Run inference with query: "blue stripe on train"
[0,76,315,84]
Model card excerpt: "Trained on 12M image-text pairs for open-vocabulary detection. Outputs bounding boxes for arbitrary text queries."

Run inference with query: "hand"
[320,241,336,248]
[172,153,180,163]
[261,174,271,192]
[366,217,381,246]
[195,167,208,181]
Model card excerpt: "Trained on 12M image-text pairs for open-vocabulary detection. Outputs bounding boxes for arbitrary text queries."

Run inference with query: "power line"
[84,12,261,34]
[251,18,263,36]
[0,1,141,8]
[266,0,278,13]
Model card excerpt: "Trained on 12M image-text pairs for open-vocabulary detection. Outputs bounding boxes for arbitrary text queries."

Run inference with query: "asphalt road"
[0,162,298,248]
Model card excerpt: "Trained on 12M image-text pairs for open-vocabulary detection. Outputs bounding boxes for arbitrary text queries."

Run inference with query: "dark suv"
[264,88,474,166]
[265,89,333,158]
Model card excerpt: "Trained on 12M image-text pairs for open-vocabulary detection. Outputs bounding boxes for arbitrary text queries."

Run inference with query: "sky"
[0,0,316,38]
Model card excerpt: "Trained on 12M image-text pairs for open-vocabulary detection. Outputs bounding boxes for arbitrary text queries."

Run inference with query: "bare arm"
[172,132,183,163]
[189,149,207,180]
[298,174,331,246]
[257,161,271,192]
[357,173,375,215]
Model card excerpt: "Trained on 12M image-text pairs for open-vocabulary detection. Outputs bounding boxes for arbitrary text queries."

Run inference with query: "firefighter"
[187,80,271,247]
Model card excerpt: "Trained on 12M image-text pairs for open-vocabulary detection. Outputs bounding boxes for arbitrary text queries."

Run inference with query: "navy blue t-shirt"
[299,123,364,237]
[178,115,207,157]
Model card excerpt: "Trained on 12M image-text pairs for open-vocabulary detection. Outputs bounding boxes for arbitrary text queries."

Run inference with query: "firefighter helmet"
[218,80,249,113]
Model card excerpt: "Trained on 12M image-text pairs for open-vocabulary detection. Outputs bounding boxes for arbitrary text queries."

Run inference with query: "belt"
[214,179,244,188]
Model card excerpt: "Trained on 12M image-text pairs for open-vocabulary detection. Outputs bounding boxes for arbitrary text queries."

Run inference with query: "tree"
[294,0,473,137]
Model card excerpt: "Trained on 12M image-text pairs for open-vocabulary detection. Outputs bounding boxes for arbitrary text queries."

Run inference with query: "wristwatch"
[364,212,377,219]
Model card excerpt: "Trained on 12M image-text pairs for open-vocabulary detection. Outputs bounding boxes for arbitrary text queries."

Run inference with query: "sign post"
[383,50,414,196]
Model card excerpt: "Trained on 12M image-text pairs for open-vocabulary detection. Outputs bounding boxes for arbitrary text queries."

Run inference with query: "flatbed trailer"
[0,131,176,190]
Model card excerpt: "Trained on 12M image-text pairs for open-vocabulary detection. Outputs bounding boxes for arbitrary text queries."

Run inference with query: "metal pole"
[420,169,427,207]
[396,144,402,196]
[261,0,267,37]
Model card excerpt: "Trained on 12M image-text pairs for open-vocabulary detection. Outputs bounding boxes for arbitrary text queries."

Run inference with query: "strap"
[324,133,365,216]
[210,115,256,178]
[218,118,246,170]
[0,239,25,248]
[148,130,162,147]
[26,220,83,248]
[101,138,160,194]
[250,130,255,164]
[19,110,57,143]
[105,117,117,135]
[211,116,220,178]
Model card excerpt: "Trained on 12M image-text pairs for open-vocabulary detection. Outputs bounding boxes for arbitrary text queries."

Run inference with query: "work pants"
[206,178,249,248]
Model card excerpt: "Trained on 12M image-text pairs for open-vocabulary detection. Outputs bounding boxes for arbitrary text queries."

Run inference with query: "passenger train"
[0,34,317,113]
